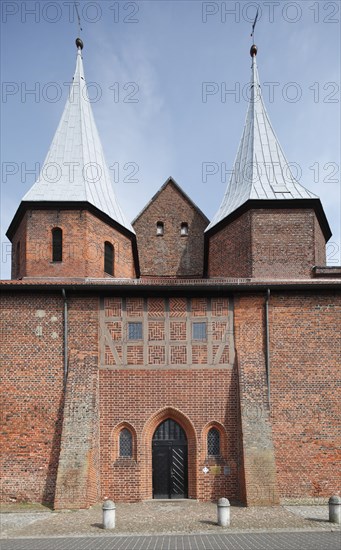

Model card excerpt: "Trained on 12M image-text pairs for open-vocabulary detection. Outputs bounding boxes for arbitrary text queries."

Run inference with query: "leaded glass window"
[207,427,220,456]
[119,428,132,457]
[153,419,187,441]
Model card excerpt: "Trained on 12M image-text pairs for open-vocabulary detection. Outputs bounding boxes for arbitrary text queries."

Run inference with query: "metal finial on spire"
[250,44,258,57]
[74,2,83,33]
[250,7,259,42]
[74,2,83,50]
[76,37,83,50]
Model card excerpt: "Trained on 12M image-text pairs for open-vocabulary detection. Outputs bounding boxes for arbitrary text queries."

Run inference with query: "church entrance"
[152,419,188,499]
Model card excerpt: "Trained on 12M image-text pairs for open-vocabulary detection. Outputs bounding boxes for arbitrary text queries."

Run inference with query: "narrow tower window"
[52,228,63,262]
[180,222,188,236]
[104,242,114,275]
[207,427,220,456]
[156,221,164,236]
[16,241,21,276]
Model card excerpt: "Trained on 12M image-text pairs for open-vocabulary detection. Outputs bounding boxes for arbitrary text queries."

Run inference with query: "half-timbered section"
[100,297,234,369]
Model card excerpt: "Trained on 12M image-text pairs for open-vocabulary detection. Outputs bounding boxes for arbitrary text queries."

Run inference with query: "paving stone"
[1,532,341,550]
[1,501,336,540]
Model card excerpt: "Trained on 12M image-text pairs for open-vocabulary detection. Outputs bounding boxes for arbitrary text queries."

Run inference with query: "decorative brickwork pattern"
[170,345,187,365]
[104,297,122,317]
[170,298,187,317]
[100,297,232,368]
[147,298,164,316]
[0,293,64,505]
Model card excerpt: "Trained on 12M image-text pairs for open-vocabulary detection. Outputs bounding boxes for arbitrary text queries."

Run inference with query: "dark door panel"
[171,445,188,498]
[152,444,170,499]
[152,440,188,499]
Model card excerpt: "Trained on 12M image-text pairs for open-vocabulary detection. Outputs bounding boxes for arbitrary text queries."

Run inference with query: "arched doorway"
[152,418,188,499]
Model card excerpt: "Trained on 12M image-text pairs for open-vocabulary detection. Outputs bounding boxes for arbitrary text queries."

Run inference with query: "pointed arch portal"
[152,419,188,499]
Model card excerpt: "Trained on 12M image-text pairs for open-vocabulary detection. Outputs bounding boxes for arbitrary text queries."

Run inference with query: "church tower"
[6,38,139,279]
[205,45,331,279]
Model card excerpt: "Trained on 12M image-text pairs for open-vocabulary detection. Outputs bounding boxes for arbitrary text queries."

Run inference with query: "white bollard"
[102,499,116,529]
[329,495,341,524]
[217,497,230,527]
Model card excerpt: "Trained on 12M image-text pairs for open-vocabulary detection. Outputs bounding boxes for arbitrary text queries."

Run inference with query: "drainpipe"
[265,288,271,408]
[62,288,68,384]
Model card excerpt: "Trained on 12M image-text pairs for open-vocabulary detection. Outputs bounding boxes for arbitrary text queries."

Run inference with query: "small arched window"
[156,221,164,236]
[16,241,21,275]
[52,228,62,262]
[180,222,188,236]
[104,242,114,275]
[119,428,132,458]
[207,427,220,456]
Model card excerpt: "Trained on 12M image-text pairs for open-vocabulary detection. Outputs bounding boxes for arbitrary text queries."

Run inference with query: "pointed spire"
[22,38,134,234]
[206,45,319,232]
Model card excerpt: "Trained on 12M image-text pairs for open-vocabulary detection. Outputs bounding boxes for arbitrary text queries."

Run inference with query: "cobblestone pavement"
[1,532,341,550]
[1,501,339,539]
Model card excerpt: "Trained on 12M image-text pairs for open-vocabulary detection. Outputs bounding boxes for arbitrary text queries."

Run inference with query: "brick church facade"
[1,39,340,509]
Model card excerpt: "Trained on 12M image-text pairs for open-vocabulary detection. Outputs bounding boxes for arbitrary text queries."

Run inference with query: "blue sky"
[1,0,340,278]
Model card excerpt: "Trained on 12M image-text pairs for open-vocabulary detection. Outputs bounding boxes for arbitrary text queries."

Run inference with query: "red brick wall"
[54,355,100,510]
[54,296,101,509]
[207,213,252,278]
[314,215,326,266]
[133,181,208,277]
[1,288,339,507]
[0,293,64,504]
[10,209,136,279]
[252,209,325,279]
[99,295,239,502]
[233,291,341,502]
[11,217,27,279]
[99,369,239,502]
[233,294,279,505]
[207,209,327,279]
[270,292,341,499]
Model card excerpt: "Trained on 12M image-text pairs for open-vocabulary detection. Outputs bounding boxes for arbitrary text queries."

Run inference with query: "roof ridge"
[132,176,209,225]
